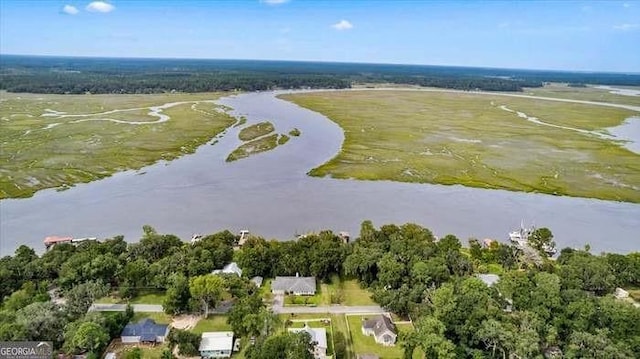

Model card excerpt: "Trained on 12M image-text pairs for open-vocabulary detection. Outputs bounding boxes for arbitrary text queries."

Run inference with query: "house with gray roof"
[361,315,397,346]
[271,275,316,295]
[121,318,169,343]
[289,324,327,359]
[213,262,242,277]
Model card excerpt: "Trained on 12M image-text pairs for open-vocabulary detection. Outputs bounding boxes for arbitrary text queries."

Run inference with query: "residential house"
[213,262,242,277]
[476,274,500,287]
[121,319,169,344]
[199,332,234,358]
[615,287,630,299]
[289,324,327,359]
[271,275,316,295]
[250,276,264,288]
[361,315,397,346]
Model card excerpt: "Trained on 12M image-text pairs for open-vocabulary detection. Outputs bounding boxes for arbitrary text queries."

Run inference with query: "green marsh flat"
[0,92,235,199]
[281,88,640,202]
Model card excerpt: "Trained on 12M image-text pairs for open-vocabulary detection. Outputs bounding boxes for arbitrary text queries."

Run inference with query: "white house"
[362,315,397,346]
[199,332,234,358]
[120,319,169,344]
[271,275,316,295]
[476,274,500,287]
[289,324,327,359]
[213,262,243,277]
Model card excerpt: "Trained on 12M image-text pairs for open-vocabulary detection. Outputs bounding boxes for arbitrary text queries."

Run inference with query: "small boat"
[509,221,557,256]
[44,236,97,250]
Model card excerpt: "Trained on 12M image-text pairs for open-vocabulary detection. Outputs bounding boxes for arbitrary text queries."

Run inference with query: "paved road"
[274,305,386,315]
[88,303,164,312]
[270,293,385,314]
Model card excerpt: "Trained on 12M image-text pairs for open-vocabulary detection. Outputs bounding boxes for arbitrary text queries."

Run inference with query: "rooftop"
[121,319,168,338]
[213,262,242,276]
[289,324,327,349]
[476,274,501,287]
[272,276,316,293]
[362,315,396,337]
[199,331,234,352]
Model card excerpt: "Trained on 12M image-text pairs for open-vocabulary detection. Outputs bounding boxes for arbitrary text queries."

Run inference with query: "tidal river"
[1,91,639,255]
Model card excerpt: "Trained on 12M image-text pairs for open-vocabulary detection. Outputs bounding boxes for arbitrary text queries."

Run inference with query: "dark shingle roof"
[362,315,396,337]
[121,319,168,338]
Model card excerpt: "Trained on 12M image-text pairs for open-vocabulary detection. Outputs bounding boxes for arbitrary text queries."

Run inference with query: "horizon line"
[2,53,639,76]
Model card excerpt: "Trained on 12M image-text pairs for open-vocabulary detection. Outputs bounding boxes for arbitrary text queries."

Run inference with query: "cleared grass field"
[192,315,233,333]
[0,91,235,199]
[281,90,640,202]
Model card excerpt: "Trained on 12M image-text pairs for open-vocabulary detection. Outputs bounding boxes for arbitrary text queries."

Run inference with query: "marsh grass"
[0,92,234,199]
[281,90,640,202]
[238,121,275,141]
[226,134,279,162]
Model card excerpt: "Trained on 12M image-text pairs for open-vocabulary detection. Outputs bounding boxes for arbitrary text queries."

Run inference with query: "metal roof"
[289,324,327,349]
[121,319,168,338]
[199,332,234,352]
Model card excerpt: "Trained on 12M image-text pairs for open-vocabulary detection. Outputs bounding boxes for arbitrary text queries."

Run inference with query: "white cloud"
[613,23,640,31]
[86,1,115,13]
[623,2,631,8]
[261,0,290,5]
[331,20,353,31]
[62,5,79,15]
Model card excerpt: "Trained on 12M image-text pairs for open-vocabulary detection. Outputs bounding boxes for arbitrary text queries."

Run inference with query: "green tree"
[246,331,314,359]
[189,274,224,317]
[566,329,634,359]
[529,228,555,256]
[164,273,192,315]
[64,280,110,320]
[68,321,109,354]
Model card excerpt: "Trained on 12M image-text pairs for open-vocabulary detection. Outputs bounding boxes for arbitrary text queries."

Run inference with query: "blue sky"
[1,0,638,72]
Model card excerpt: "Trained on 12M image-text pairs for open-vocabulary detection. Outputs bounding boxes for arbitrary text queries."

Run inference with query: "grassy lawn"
[238,121,275,141]
[342,279,376,306]
[192,315,232,334]
[281,90,640,203]
[131,312,172,324]
[129,290,166,305]
[95,295,122,304]
[346,315,421,359]
[106,341,169,359]
[0,92,235,199]
[321,276,376,306]
[284,293,322,306]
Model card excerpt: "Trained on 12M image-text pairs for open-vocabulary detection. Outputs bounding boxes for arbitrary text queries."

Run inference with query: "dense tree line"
[2,220,640,358]
[343,222,640,358]
[0,55,556,94]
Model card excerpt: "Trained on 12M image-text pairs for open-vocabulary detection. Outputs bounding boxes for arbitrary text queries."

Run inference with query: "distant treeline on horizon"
[1,55,639,94]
